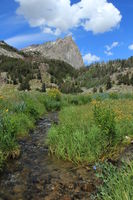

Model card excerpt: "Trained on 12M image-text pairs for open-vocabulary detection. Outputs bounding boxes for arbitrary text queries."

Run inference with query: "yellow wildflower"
[0,95,4,99]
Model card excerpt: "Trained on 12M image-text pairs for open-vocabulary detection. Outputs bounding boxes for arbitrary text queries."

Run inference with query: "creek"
[0,112,97,200]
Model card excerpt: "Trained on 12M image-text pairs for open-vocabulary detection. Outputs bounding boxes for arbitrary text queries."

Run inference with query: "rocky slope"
[22,36,84,69]
[0,41,24,59]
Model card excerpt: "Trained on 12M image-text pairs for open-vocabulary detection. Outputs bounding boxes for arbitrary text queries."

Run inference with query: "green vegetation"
[0,41,25,56]
[1,41,133,198]
[47,97,133,164]
[77,56,133,89]
[0,55,40,87]
[45,88,62,111]
[44,59,81,93]
[0,85,133,198]
[0,86,62,171]
[47,94,133,198]
[0,56,83,93]
[95,161,133,200]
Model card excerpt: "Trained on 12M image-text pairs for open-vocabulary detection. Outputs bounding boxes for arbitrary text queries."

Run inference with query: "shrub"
[47,88,61,101]
[93,87,97,93]
[0,112,18,153]
[19,79,30,91]
[70,97,79,105]
[10,113,34,137]
[66,95,92,106]
[99,87,103,93]
[45,99,61,111]
[93,103,116,146]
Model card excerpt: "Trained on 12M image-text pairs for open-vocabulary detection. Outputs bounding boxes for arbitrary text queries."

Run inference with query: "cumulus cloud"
[15,0,122,35]
[105,41,119,56]
[128,44,133,50]
[83,53,100,64]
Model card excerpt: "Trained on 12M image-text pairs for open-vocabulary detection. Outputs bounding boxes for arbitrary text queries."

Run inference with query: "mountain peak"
[22,37,84,69]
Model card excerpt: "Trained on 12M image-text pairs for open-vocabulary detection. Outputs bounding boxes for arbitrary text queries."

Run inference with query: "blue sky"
[0,0,133,64]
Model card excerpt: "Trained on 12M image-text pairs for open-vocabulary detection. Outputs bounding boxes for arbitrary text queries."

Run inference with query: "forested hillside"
[0,55,81,93]
[77,56,133,91]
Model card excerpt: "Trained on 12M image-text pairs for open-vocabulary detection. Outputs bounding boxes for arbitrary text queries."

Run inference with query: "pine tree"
[106,78,112,90]
[41,83,46,92]
[19,79,30,91]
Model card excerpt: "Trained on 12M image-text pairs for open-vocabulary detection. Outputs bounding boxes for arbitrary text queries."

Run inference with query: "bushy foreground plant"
[47,88,61,101]
[93,102,116,146]
[45,88,62,111]
[45,100,61,111]
[0,111,19,168]
[46,105,105,163]
[0,112,18,152]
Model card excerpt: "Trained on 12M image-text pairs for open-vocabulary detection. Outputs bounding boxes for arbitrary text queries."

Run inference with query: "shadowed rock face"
[22,36,84,69]
[0,41,23,59]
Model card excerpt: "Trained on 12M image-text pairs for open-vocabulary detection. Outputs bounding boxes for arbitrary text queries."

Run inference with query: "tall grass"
[0,88,62,170]
[95,161,133,200]
[46,104,111,163]
[47,99,133,164]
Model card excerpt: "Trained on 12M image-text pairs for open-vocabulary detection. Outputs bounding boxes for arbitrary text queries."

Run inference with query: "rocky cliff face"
[22,36,84,69]
[0,41,23,59]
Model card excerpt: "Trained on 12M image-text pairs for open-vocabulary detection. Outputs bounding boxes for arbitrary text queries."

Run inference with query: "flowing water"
[0,113,98,200]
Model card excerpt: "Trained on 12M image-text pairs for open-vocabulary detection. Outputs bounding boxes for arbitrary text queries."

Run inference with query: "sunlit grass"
[47,99,133,164]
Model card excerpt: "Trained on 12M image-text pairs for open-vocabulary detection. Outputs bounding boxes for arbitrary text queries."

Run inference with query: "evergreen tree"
[106,78,112,90]
[99,87,103,93]
[93,87,97,93]
[130,74,133,86]
[41,83,46,92]
[19,79,30,91]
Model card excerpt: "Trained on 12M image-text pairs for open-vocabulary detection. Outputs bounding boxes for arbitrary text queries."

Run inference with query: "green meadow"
[0,86,133,199]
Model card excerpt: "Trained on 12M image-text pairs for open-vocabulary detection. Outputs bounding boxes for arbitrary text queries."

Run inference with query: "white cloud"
[104,51,113,56]
[105,41,119,56]
[5,33,56,48]
[83,53,100,64]
[128,44,133,50]
[15,0,122,35]
[105,42,119,51]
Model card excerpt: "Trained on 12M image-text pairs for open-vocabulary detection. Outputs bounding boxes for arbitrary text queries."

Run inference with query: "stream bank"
[0,113,98,200]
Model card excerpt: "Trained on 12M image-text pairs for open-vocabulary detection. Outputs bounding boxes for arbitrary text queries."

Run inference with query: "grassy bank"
[47,98,133,164]
[47,96,133,198]
[0,86,63,171]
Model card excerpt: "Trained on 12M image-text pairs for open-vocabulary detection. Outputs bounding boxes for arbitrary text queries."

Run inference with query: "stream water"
[0,113,97,200]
